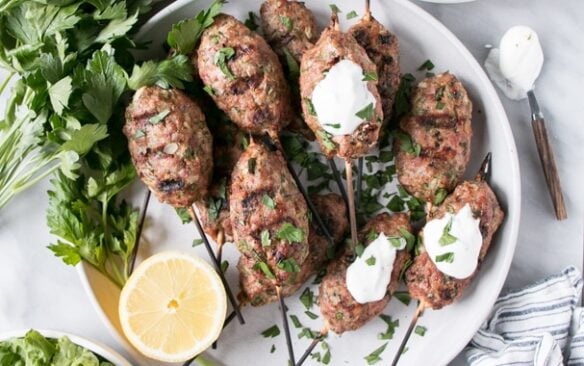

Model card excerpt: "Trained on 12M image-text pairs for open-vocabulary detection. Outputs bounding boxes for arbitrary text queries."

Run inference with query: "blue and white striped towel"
[466,266,584,366]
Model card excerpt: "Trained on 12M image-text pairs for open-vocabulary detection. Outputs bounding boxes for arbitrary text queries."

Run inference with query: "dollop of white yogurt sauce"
[346,233,406,304]
[311,59,376,136]
[423,204,483,279]
[484,25,544,100]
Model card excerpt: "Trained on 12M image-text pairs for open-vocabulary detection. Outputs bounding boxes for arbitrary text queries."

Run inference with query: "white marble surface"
[0,0,582,365]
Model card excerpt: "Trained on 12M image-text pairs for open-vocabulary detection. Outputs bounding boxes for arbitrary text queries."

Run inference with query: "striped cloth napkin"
[465,266,584,366]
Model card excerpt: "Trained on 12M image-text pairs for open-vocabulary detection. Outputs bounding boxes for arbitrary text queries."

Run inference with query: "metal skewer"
[390,153,493,365]
[277,285,296,365]
[328,159,350,211]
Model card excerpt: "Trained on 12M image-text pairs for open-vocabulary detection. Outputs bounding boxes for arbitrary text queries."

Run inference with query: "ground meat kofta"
[406,178,504,310]
[238,193,348,306]
[394,72,473,203]
[319,213,411,334]
[197,14,293,137]
[348,10,400,128]
[123,86,213,207]
[230,139,309,286]
[299,15,383,160]
[260,0,318,65]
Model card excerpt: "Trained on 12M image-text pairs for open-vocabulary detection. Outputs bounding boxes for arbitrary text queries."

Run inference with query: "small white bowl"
[0,329,133,366]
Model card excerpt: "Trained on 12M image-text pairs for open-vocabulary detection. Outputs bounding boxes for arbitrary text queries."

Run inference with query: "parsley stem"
[0,71,14,96]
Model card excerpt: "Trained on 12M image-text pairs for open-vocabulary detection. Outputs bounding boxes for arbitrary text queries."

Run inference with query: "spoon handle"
[527,90,567,220]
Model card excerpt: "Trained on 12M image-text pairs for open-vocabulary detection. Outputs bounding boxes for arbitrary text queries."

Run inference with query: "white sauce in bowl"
[311,59,376,136]
[423,204,483,279]
[346,233,406,304]
[484,25,543,100]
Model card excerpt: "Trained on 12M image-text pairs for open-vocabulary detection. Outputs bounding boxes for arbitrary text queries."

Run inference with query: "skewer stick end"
[476,152,492,182]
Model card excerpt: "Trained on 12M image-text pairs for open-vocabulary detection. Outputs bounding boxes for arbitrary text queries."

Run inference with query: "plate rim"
[79,0,522,364]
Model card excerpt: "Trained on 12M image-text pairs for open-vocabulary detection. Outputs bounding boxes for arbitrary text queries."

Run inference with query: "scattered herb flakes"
[393,291,411,306]
[277,258,301,273]
[175,207,193,224]
[241,135,249,150]
[355,243,365,257]
[346,10,358,19]
[276,223,305,243]
[207,197,223,221]
[305,310,319,320]
[261,230,271,247]
[356,102,375,120]
[192,238,204,247]
[261,194,276,209]
[221,260,229,273]
[387,195,405,212]
[300,287,314,310]
[364,343,388,365]
[415,325,427,336]
[436,101,446,110]
[434,188,448,205]
[393,73,416,120]
[366,255,376,266]
[435,85,445,101]
[399,227,416,252]
[149,109,170,124]
[399,258,413,281]
[393,130,421,157]
[203,85,215,96]
[322,348,331,365]
[362,71,378,81]
[133,129,145,139]
[329,4,342,14]
[311,352,322,362]
[378,315,399,340]
[439,218,457,245]
[304,98,317,116]
[248,157,256,174]
[388,237,403,248]
[255,261,276,279]
[280,16,293,31]
[426,71,436,77]
[318,130,335,151]
[436,252,455,263]
[298,327,317,339]
[290,314,303,328]
[335,311,344,320]
[379,150,393,163]
[325,123,341,129]
[283,47,300,81]
[245,11,258,31]
[270,344,276,353]
[418,59,435,71]
[214,47,236,80]
[261,325,281,338]
[367,230,379,242]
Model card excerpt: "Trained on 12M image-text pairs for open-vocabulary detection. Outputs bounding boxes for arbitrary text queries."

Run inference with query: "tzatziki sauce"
[346,233,406,304]
[311,59,376,136]
[484,25,544,100]
[423,204,483,279]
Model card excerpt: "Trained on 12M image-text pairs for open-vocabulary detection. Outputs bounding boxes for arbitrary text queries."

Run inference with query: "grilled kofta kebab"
[299,13,383,248]
[391,154,504,365]
[260,0,319,139]
[230,139,309,363]
[394,72,472,204]
[123,85,244,324]
[239,193,348,306]
[295,212,412,366]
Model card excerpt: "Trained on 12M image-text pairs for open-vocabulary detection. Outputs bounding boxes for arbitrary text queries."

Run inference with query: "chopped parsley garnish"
[277,258,301,273]
[283,47,300,80]
[366,256,376,266]
[355,243,365,257]
[399,257,413,281]
[393,291,411,306]
[175,207,192,224]
[276,223,305,243]
[346,10,358,19]
[426,71,435,77]
[418,59,435,71]
[298,327,317,339]
[393,73,416,120]
[304,98,317,116]
[248,157,256,174]
[329,4,342,14]
[261,230,271,247]
[241,135,249,150]
[388,237,403,248]
[436,101,446,110]
[280,16,293,31]
[254,261,276,279]
[300,287,314,310]
[387,195,405,212]
[362,71,378,81]
[399,227,416,251]
[133,129,145,139]
[367,230,379,242]
[261,194,275,209]
[270,344,276,353]
[305,310,319,320]
[214,47,236,81]
[378,314,399,340]
[439,218,457,245]
[290,315,303,328]
[192,238,204,247]
[435,252,455,263]
[393,130,421,157]
[365,342,389,365]
[221,260,229,273]
[261,324,280,338]
[415,325,427,336]
[379,150,393,163]
[207,196,223,221]
[245,11,258,31]
[335,312,344,320]
[149,109,170,124]
[435,85,445,101]
[203,85,215,96]
[355,102,375,120]
[325,123,341,129]
[318,131,336,152]
[434,188,448,205]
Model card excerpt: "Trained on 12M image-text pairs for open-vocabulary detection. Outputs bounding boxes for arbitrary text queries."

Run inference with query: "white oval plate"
[79,0,520,365]
[0,329,132,366]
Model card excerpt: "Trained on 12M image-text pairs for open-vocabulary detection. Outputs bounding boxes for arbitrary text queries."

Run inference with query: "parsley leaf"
[254,261,276,279]
[393,291,411,306]
[148,109,170,125]
[362,71,378,81]
[276,223,305,243]
[355,102,375,120]
[304,98,317,116]
[378,315,399,340]
[261,230,271,247]
[214,47,236,81]
[439,218,457,245]
[318,130,335,152]
[415,325,427,336]
[48,76,73,116]
[128,55,194,90]
[435,252,455,263]
[245,12,258,31]
[278,258,301,273]
[365,343,388,365]
[280,16,293,31]
[167,0,225,54]
[261,194,275,209]
[434,188,448,205]
[366,256,376,266]
[393,130,422,157]
[305,311,319,320]
[300,287,314,310]
[329,4,342,14]
[347,10,358,19]
[418,59,435,71]
[261,325,280,338]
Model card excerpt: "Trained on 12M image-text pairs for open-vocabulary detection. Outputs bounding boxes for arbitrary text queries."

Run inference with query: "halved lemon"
[119,251,227,362]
